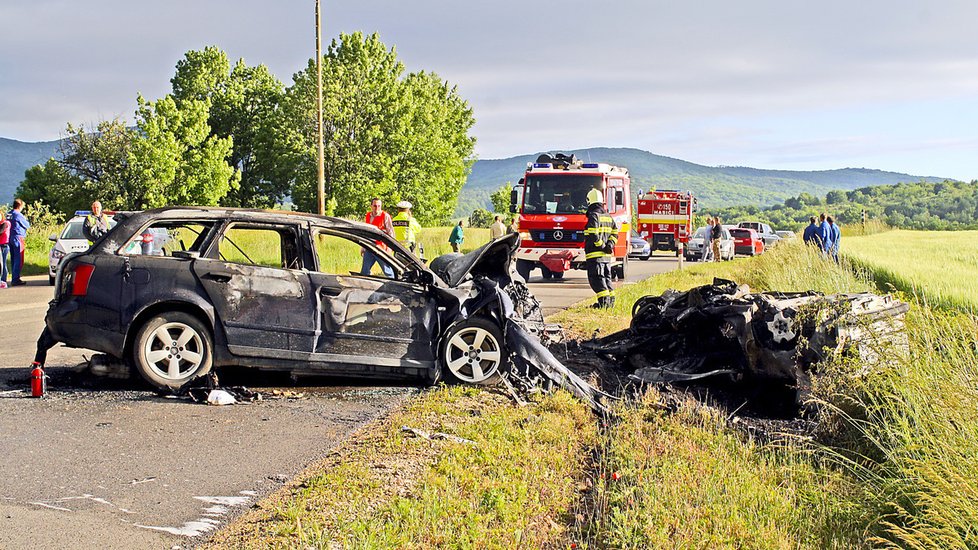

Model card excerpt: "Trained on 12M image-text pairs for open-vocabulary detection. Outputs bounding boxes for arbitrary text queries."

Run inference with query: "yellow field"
[843,229,978,310]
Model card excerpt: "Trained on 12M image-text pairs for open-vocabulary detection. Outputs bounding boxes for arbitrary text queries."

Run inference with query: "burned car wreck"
[587,278,910,401]
[40,207,603,409]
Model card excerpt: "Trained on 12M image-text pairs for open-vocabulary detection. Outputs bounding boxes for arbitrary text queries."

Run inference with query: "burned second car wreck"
[37,207,605,409]
[586,278,910,402]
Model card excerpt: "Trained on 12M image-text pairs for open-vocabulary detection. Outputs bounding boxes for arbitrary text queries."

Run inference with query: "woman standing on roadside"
[0,210,10,288]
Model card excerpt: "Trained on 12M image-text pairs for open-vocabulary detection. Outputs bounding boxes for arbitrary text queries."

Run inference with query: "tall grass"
[844,230,978,312]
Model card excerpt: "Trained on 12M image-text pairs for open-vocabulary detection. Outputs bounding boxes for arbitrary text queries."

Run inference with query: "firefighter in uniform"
[584,188,618,308]
[391,201,423,254]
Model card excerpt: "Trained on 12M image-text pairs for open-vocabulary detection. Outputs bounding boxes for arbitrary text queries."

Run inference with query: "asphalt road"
[0,254,678,548]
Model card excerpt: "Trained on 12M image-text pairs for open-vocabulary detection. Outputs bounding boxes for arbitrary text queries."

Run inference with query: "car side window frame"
[309,226,423,280]
[115,219,218,258]
[206,221,306,271]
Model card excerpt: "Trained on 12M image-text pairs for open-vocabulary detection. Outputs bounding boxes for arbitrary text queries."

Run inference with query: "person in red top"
[0,210,10,287]
[361,197,395,278]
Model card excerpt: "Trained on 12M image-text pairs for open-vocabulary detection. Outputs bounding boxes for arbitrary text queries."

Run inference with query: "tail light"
[71,264,96,296]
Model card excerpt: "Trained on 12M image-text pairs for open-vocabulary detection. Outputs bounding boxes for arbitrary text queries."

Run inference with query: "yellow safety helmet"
[586,188,603,205]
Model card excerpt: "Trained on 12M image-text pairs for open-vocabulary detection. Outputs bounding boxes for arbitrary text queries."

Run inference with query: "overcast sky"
[1,0,976,180]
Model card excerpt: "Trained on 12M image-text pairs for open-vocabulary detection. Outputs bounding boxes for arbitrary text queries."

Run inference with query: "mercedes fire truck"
[636,189,696,256]
[510,153,631,281]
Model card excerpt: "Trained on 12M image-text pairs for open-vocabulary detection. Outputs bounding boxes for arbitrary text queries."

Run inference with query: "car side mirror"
[404,268,435,286]
[172,250,200,260]
[509,189,519,214]
[48,234,58,242]
[615,190,624,207]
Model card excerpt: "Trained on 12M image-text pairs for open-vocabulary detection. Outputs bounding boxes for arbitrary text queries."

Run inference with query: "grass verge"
[204,385,596,549]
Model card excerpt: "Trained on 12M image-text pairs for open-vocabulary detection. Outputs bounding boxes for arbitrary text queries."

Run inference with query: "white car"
[684,225,735,261]
[48,213,114,285]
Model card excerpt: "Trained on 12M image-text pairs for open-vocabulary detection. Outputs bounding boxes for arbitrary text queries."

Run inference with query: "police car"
[48,211,114,285]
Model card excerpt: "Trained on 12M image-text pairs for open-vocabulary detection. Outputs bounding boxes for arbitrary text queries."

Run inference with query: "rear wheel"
[441,317,506,385]
[551,271,564,280]
[541,265,553,280]
[515,259,533,282]
[612,256,629,280]
[133,312,213,389]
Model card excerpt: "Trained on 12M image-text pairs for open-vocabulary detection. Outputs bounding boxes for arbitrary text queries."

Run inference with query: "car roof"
[114,206,373,232]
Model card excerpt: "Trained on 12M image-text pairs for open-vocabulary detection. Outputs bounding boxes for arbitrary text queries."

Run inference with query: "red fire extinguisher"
[30,362,46,398]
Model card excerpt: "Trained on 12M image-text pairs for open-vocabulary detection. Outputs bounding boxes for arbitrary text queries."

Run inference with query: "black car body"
[46,207,532,390]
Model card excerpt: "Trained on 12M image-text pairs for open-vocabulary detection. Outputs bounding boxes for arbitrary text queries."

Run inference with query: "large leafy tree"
[281,32,476,224]
[171,47,288,208]
[129,94,238,208]
[17,119,139,216]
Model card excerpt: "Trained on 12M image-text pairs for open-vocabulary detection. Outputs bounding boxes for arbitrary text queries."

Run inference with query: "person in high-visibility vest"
[391,201,422,254]
[83,200,110,244]
[583,188,618,308]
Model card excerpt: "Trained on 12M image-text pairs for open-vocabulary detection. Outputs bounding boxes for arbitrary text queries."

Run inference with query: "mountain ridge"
[1,138,950,212]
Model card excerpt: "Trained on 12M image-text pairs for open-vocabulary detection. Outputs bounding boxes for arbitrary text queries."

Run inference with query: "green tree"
[171,47,289,208]
[280,32,475,224]
[468,208,493,228]
[490,182,513,215]
[16,159,85,215]
[128,94,238,208]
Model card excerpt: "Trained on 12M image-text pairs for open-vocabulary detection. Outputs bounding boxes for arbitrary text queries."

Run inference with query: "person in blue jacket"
[827,215,841,263]
[818,212,833,255]
[7,199,30,286]
[802,216,818,246]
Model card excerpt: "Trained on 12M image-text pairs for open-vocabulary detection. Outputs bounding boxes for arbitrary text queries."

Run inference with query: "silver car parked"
[684,226,734,261]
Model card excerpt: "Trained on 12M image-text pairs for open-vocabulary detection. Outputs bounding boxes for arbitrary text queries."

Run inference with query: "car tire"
[641,253,651,261]
[49,274,55,286]
[441,317,506,385]
[133,312,213,389]
[552,271,564,280]
[612,256,629,280]
[515,259,533,282]
[541,265,553,280]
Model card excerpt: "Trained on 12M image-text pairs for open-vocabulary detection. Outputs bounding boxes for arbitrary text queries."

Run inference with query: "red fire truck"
[636,190,696,256]
[510,153,631,281]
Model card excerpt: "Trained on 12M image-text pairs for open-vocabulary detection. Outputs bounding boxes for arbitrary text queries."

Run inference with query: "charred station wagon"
[45,208,527,389]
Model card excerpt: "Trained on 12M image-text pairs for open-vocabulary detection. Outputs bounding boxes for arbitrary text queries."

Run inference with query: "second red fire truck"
[636,189,696,256]
[510,153,632,281]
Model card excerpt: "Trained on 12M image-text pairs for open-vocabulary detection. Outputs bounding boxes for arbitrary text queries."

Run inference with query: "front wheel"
[441,317,506,385]
[132,312,213,389]
[515,259,533,282]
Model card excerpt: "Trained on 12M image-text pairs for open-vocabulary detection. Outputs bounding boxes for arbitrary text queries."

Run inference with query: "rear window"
[729,229,749,238]
[120,221,214,257]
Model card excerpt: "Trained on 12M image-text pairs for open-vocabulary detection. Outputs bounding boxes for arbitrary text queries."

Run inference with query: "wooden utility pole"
[315,0,325,215]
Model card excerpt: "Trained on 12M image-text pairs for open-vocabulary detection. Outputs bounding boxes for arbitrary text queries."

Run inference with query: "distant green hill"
[0,137,61,203]
[713,179,978,231]
[456,147,949,216]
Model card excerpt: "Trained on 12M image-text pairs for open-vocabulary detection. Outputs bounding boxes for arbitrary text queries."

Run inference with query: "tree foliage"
[490,182,513,215]
[468,208,493,228]
[17,36,475,220]
[280,32,475,224]
[171,47,288,208]
[708,180,978,231]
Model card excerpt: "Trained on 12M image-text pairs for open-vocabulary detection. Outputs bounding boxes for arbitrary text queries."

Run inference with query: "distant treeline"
[704,180,978,231]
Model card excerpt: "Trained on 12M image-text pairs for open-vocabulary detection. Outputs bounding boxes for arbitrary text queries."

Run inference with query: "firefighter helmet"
[586,188,603,205]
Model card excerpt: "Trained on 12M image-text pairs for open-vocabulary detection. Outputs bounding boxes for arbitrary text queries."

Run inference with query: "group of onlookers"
[803,212,841,261]
[1,199,31,288]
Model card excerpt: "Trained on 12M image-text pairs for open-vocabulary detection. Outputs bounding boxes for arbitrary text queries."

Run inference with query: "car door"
[193,221,318,359]
[305,228,437,370]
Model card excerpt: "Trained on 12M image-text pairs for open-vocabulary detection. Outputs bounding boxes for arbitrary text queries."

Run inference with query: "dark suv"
[46,207,529,389]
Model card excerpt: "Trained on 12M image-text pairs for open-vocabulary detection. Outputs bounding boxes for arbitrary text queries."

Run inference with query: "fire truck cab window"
[522,175,604,215]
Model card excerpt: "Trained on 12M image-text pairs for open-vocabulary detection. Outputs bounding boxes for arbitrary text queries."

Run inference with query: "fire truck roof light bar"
[582,163,599,168]
[532,163,552,168]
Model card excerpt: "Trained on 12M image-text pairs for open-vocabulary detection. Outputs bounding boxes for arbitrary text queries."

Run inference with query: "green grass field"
[843,229,978,311]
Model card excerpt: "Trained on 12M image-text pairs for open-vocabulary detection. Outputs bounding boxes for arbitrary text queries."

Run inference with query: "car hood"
[429,233,519,288]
